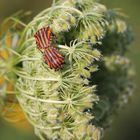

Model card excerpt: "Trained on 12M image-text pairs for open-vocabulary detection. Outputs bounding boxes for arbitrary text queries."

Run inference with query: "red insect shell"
[43,47,64,69]
[34,27,64,70]
[34,27,52,51]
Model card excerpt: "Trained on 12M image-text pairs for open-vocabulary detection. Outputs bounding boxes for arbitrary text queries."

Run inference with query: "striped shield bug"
[34,27,64,70]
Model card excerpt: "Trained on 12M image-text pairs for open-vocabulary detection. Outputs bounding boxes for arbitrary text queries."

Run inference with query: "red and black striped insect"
[34,27,64,70]
[34,27,54,51]
[43,47,64,69]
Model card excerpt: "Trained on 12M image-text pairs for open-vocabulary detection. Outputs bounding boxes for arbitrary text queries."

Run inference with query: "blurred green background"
[0,0,139,140]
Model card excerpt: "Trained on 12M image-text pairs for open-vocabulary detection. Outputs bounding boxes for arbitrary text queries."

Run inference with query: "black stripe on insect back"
[34,34,44,49]
[34,27,55,50]
[44,49,58,69]
[35,28,49,49]
[39,29,48,48]
[42,28,50,47]
[53,48,64,60]
[43,49,56,69]
[43,50,53,69]
[44,48,64,69]
[45,27,53,46]
[47,48,61,68]
[50,48,64,65]
[36,30,45,48]
[46,27,52,40]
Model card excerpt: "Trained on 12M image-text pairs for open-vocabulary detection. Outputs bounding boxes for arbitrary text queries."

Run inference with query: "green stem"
[36,131,46,140]
[19,57,40,62]
[35,6,83,19]
[17,86,68,104]
[16,73,60,82]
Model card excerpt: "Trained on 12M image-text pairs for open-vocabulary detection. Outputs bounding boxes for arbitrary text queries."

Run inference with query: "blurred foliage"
[101,0,140,140]
[0,11,32,132]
